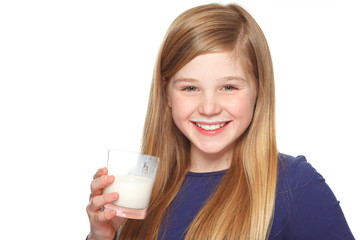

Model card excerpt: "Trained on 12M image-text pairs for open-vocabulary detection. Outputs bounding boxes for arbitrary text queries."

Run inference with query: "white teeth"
[195,122,226,131]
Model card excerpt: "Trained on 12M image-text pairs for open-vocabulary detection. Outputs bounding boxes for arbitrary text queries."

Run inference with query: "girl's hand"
[86,167,125,240]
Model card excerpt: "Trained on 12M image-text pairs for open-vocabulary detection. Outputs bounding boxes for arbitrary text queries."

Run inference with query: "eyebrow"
[172,78,199,85]
[219,76,247,82]
[173,76,247,84]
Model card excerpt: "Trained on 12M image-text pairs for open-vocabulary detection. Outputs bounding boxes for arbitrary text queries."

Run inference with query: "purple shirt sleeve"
[269,154,355,239]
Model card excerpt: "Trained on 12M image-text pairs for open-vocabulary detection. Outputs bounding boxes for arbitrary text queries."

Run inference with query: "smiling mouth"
[193,121,230,131]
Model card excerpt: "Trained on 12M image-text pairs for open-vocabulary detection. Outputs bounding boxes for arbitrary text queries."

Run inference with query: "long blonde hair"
[119,3,278,240]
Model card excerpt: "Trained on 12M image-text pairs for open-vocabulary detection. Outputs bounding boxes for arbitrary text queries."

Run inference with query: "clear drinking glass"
[103,149,159,219]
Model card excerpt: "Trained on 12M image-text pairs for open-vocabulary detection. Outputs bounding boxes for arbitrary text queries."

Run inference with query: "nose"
[198,95,222,116]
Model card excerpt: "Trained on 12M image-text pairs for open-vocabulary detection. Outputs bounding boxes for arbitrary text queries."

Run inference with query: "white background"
[0,0,359,239]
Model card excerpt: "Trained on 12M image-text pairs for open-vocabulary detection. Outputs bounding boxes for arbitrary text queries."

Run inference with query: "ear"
[167,95,172,108]
[163,77,172,108]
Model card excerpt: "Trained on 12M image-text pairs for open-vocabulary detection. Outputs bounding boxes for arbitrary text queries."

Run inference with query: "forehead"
[171,51,248,81]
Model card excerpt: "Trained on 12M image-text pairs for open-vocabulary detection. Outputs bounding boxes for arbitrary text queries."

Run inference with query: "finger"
[94,209,117,223]
[93,167,108,180]
[90,175,115,196]
[88,192,119,212]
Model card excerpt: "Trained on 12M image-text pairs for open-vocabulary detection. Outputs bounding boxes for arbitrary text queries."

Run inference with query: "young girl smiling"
[86,3,354,240]
[167,51,257,173]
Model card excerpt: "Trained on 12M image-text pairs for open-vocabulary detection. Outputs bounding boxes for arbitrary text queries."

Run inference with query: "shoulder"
[276,153,335,212]
[277,153,318,192]
[270,153,355,240]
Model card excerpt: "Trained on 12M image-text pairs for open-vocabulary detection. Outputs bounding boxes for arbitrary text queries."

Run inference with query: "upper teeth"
[196,123,226,131]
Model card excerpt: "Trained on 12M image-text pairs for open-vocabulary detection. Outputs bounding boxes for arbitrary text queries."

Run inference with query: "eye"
[183,86,198,92]
[222,85,236,91]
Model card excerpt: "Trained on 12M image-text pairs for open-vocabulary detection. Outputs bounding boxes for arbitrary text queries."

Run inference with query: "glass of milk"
[103,149,159,219]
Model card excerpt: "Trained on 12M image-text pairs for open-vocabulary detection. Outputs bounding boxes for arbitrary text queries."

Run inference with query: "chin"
[195,144,232,156]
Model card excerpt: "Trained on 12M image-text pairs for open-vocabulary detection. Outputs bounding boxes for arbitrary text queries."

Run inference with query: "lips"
[191,121,231,136]
[195,122,227,131]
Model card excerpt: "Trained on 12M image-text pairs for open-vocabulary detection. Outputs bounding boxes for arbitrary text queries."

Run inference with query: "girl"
[86,3,354,240]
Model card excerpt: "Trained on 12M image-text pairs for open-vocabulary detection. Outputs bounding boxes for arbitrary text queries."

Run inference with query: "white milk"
[103,175,154,209]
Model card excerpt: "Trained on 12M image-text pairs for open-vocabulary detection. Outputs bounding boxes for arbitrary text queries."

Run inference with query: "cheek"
[170,96,194,122]
[229,94,256,121]
[171,106,192,138]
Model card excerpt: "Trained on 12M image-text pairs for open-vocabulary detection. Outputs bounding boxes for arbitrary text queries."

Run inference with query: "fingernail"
[112,192,119,199]
[111,210,117,217]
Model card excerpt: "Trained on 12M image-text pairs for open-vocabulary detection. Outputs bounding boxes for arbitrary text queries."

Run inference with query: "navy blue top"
[158,154,355,239]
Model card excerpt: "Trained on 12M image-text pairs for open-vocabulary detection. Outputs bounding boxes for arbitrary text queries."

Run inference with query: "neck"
[189,145,232,173]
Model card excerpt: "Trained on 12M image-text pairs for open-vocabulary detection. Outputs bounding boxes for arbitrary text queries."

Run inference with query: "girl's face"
[166,52,257,160]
